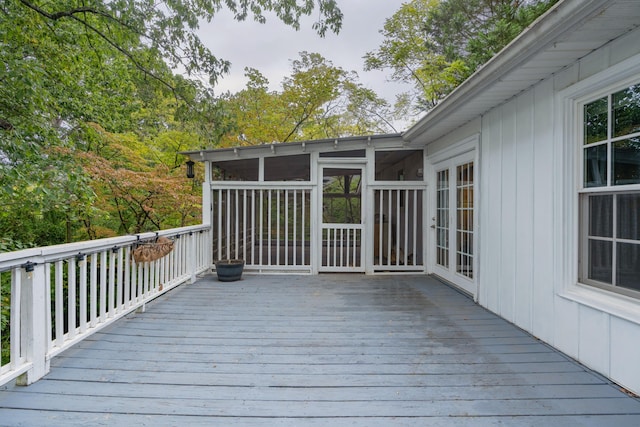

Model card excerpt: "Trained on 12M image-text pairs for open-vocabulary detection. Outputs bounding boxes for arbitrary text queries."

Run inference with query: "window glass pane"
[584,97,608,145]
[617,193,640,240]
[436,169,449,268]
[617,243,640,292]
[613,138,640,185]
[265,154,310,181]
[584,144,608,187]
[589,194,613,237]
[613,84,640,137]
[589,240,612,284]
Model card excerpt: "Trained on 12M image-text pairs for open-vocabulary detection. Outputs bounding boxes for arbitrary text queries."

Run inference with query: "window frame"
[577,81,640,298]
[555,54,640,320]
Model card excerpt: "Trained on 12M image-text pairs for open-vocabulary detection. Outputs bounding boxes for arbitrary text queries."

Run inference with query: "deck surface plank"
[1,274,640,426]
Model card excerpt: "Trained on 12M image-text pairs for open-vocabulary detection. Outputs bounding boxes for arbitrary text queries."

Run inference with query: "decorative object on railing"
[132,236,174,263]
[214,259,244,282]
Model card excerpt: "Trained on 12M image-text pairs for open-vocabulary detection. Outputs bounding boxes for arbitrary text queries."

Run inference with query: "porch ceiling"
[403,0,640,146]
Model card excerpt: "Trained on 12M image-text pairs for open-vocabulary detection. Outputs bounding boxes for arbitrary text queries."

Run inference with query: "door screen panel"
[320,167,364,272]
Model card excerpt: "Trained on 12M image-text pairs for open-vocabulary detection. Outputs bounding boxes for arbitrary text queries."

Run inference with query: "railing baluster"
[335,228,339,267]
[276,190,281,266]
[339,228,344,267]
[90,254,98,328]
[302,190,306,266]
[100,251,107,322]
[413,190,418,265]
[259,190,264,266]
[243,190,248,262]
[109,250,116,317]
[404,189,409,266]
[235,189,239,259]
[79,256,87,334]
[10,270,21,369]
[68,258,77,340]
[284,190,289,266]
[250,190,256,265]
[293,190,297,266]
[268,190,272,266]
[54,261,64,347]
[387,190,392,266]
[345,228,350,267]
[378,190,383,266]
[126,247,133,306]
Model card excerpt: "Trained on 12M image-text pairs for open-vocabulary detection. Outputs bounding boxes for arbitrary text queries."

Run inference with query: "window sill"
[559,283,640,326]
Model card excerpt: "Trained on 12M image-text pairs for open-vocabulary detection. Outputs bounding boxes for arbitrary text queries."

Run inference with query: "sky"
[197,1,409,107]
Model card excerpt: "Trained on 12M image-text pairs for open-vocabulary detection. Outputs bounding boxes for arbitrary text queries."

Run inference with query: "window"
[580,82,640,296]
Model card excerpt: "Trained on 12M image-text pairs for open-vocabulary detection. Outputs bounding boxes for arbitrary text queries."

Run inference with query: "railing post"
[17,261,50,385]
[189,232,197,284]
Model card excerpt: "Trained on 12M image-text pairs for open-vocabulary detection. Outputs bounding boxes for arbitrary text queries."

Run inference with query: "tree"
[365,0,558,112]
[0,1,344,249]
[218,52,399,146]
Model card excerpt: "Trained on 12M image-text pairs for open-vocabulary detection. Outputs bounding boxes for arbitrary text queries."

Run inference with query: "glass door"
[432,153,476,295]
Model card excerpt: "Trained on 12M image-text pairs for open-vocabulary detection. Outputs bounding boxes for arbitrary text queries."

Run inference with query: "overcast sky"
[198,1,409,106]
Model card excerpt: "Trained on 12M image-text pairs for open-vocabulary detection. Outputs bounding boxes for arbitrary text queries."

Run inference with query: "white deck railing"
[0,224,211,387]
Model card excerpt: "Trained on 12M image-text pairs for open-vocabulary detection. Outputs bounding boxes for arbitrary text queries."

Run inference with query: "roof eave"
[402,0,612,145]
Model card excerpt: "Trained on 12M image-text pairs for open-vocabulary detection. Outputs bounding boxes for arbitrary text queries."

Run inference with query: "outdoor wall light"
[186,160,195,179]
[22,261,35,279]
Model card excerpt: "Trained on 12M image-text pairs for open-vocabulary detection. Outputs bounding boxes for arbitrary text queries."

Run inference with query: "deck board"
[1,274,640,426]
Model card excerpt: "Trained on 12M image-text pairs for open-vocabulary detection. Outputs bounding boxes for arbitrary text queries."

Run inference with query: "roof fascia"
[183,134,404,162]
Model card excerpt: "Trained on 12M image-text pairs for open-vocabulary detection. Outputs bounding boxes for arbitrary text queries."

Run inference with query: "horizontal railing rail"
[0,224,211,387]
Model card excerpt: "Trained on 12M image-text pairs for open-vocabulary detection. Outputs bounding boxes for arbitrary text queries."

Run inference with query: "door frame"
[316,160,367,273]
[427,135,479,297]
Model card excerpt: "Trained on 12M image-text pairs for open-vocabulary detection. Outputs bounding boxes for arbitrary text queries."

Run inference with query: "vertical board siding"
[515,91,535,332]
[531,79,556,344]
[500,99,518,322]
[479,80,556,339]
[480,108,503,313]
[578,306,609,374]
[476,33,640,396]
[610,317,640,393]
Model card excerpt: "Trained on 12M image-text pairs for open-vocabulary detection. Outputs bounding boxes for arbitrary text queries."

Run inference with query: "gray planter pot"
[214,259,245,282]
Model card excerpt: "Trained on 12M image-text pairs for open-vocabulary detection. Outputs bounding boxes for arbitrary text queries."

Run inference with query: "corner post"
[17,261,50,385]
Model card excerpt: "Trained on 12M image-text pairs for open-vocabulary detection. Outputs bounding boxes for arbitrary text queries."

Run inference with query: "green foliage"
[219,52,400,146]
[0,1,344,250]
[365,0,559,112]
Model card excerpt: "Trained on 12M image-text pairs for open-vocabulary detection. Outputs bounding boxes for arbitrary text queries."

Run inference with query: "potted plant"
[214,259,245,282]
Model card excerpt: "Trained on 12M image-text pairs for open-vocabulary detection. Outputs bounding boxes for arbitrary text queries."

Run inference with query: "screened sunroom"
[184,134,427,274]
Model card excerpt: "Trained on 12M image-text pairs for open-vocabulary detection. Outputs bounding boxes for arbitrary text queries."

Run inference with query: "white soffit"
[403,0,640,146]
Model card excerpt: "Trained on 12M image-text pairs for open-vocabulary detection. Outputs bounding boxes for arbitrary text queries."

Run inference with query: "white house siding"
[428,27,640,394]
[477,78,556,346]
[550,27,640,394]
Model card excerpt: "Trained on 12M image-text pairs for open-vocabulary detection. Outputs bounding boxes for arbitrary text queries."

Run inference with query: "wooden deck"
[1,274,640,426]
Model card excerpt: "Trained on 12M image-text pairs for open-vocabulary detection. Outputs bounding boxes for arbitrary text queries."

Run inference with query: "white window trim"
[556,53,640,325]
